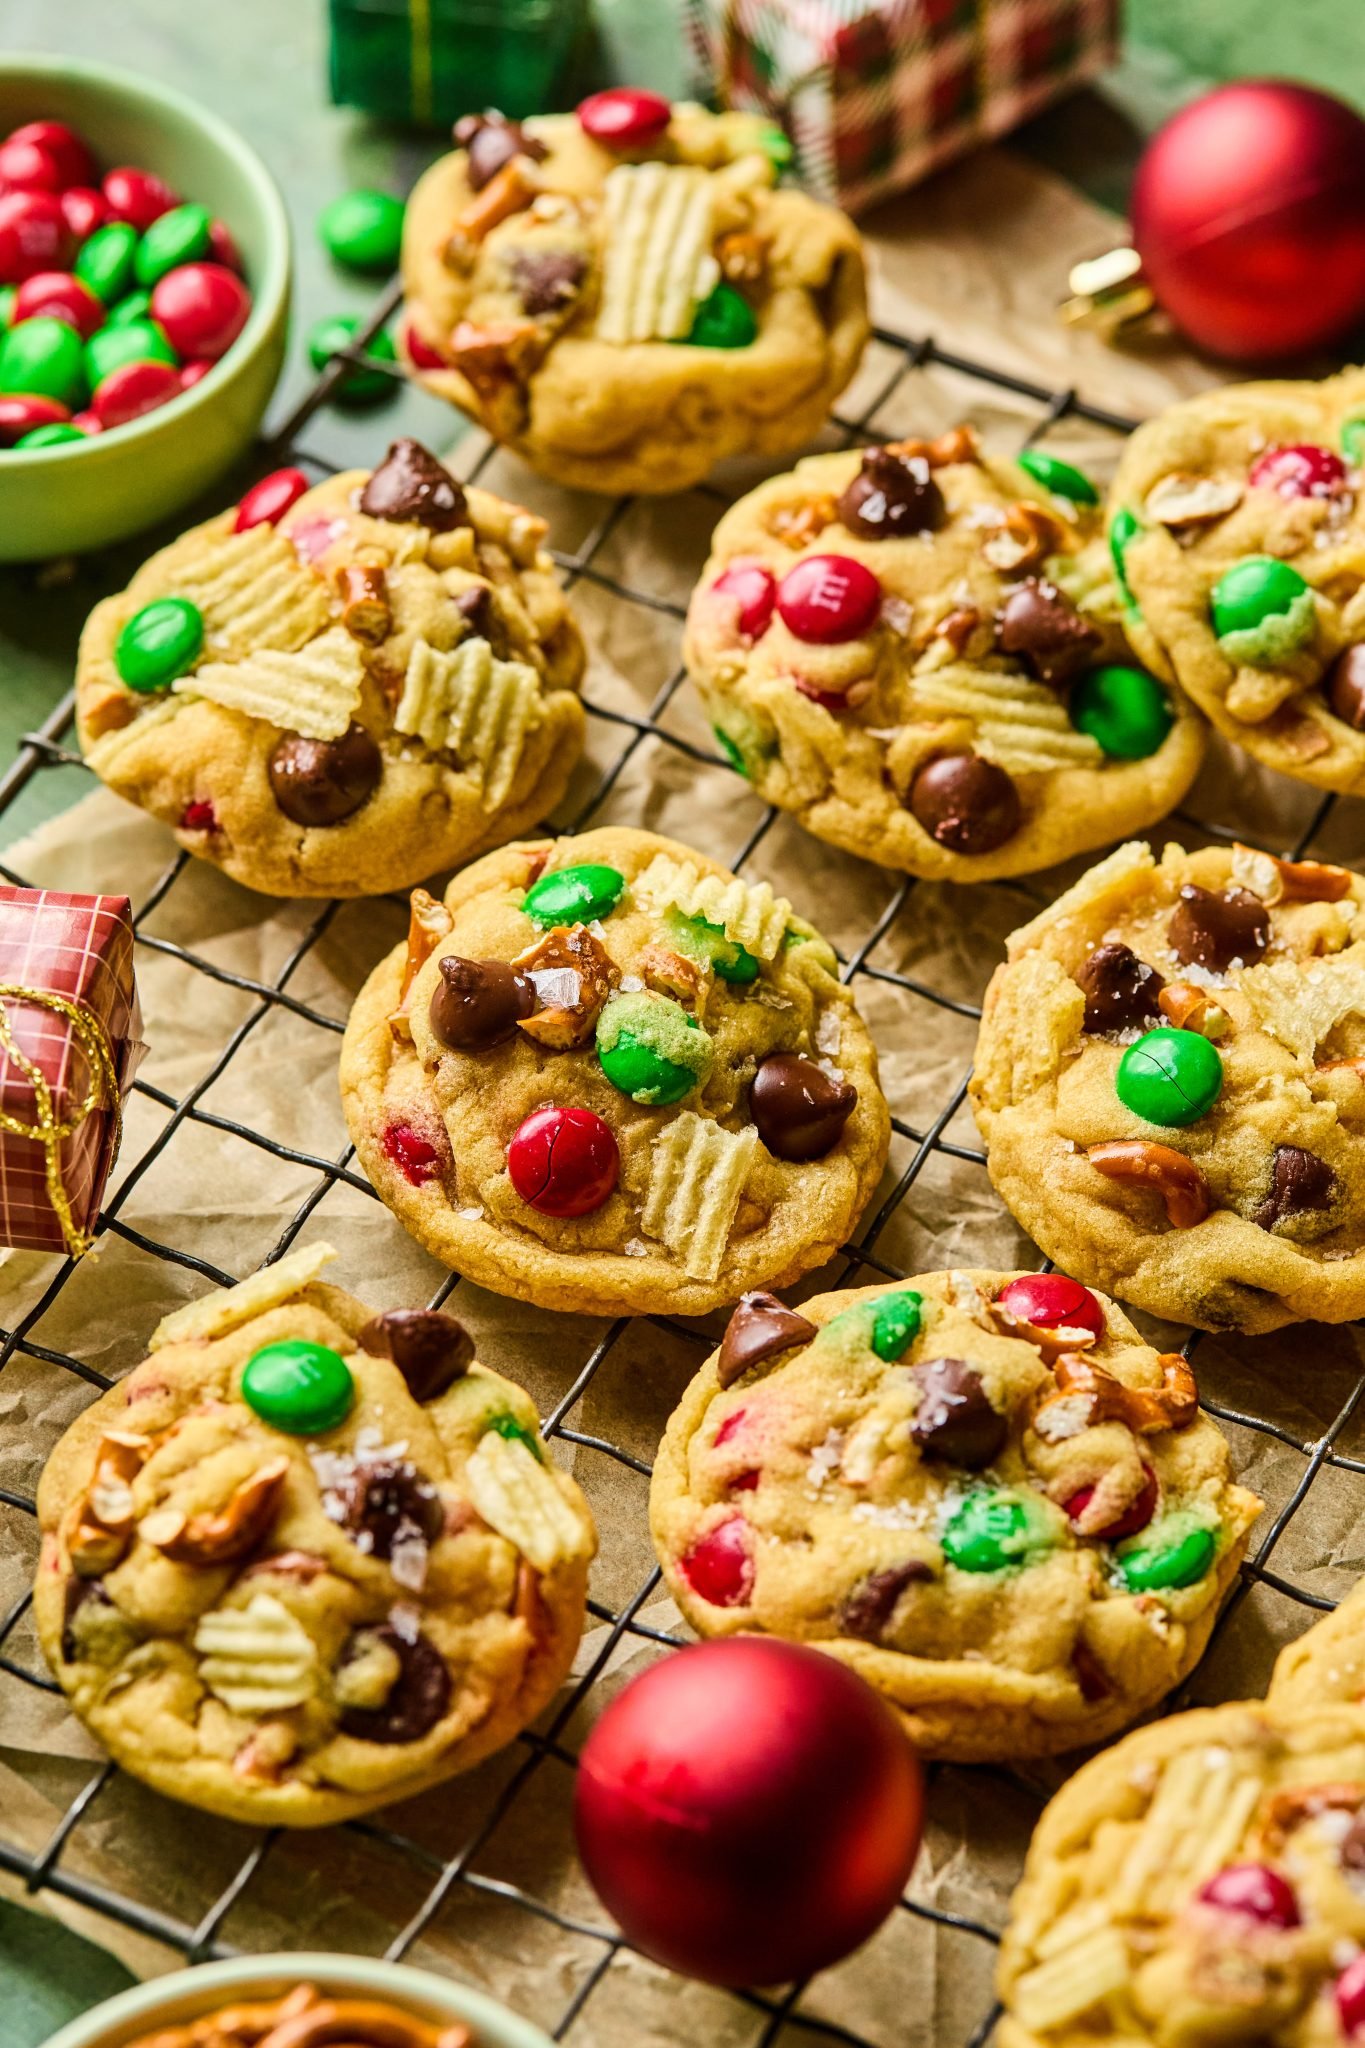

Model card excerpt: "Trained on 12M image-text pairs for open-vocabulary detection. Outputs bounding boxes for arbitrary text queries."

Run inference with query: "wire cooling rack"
[1,289,1364,2048]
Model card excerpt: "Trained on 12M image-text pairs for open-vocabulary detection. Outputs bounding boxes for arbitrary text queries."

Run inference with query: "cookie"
[650,1267,1259,1762]
[338,826,890,1317]
[1270,1586,1365,1712]
[998,1700,1365,2048]
[971,837,1365,1333]
[34,1242,595,1827]
[684,431,1205,880]
[400,98,868,495]
[75,441,586,898]
[1108,368,1365,791]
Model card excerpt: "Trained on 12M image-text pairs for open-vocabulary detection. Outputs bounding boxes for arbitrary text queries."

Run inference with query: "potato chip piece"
[83,697,187,777]
[464,1432,594,1573]
[1010,1925,1131,2033]
[641,1111,758,1281]
[394,635,544,807]
[193,1592,318,1716]
[179,627,365,741]
[150,1242,338,1350]
[169,525,331,662]
[635,855,791,961]
[911,668,1104,774]
[1006,841,1154,956]
[1239,954,1365,1061]
[597,163,714,344]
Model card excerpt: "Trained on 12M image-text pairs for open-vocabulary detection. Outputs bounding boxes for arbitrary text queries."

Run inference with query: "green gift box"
[329,0,588,127]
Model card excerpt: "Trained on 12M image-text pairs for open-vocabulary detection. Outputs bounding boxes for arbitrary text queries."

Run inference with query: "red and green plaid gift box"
[0,887,143,1258]
[686,0,1118,214]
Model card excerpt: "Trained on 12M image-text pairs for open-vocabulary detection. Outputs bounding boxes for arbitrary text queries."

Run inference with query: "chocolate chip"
[907,752,1020,854]
[333,1458,443,1561]
[996,578,1102,688]
[511,249,586,317]
[1325,645,1365,729]
[359,439,467,530]
[1253,1145,1335,1230]
[750,1053,857,1162]
[360,1309,474,1401]
[338,1622,451,1744]
[1072,1640,1112,1702]
[716,1291,817,1389]
[267,723,382,827]
[1076,943,1165,1034]
[839,1561,933,1642]
[458,113,547,191]
[837,447,945,541]
[61,1577,111,1663]
[429,955,535,1050]
[910,1357,1007,1468]
[1168,884,1270,972]
[454,582,509,656]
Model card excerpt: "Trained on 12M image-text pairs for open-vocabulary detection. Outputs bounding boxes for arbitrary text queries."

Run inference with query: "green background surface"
[0,0,1360,2033]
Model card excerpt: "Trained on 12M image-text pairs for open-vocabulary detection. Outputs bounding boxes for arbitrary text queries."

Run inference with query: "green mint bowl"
[40,1952,557,2048]
[0,54,290,562]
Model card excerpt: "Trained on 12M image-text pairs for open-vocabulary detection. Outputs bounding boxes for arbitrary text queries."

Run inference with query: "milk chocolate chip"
[997,578,1102,688]
[1253,1145,1335,1231]
[910,1357,1007,1468]
[837,446,945,540]
[1076,943,1165,1034]
[267,723,382,827]
[750,1053,857,1162]
[1168,884,1270,971]
[716,1291,818,1388]
[429,955,535,1050]
[908,752,1020,854]
[456,112,547,191]
[338,1623,451,1744]
[1325,645,1365,729]
[334,1458,444,1561]
[359,438,467,530]
[512,249,586,317]
[839,1560,933,1642]
[359,1308,474,1400]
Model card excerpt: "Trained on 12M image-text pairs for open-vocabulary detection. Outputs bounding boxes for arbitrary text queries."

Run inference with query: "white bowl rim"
[0,50,292,467]
[40,1949,559,2048]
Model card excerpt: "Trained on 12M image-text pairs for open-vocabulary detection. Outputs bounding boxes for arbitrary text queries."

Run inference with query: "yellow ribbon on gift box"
[0,984,122,1258]
[410,0,434,125]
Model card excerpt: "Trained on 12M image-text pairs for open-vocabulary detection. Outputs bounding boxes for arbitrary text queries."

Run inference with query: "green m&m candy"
[86,319,178,388]
[76,221,140,305]
[17,423,87,449]
[0,285,14,334]
[1017,448,1099,506]
[1108,506,1142,613]
[0,317,86,408]
[666,906,759,984]
[1210,555,1315,666]
[241,1338,355,1435]
[1116,1520,1215,1592]
[685,282,757,350]
[307,314,398,404]
[1070,664,1174,760]
[319,189,406,275]
[106,289,155,328]
[1343,417,1365,466]
[942,1489,1054,1573]
[115,597,204,693]
[596,992,714,1105]
[712,726,748,777]
[485,1411,544,1461]
[870,1289,923,1362]
[522,861,625,926]
[134,203,213,287]
[1115,1026,1222,1127]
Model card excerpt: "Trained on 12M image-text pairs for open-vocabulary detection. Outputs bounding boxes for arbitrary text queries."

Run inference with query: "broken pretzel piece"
[1087,1139,1211,1229]
[981,501,1067,575]
[716,230,766,285]
[390,887,456,1042]
[1158,981,1231,1038]
[336,561,391,646]
[889,426,981,469]
[1144,472,1243,529]
[69,1429,150,1577]
[513,923,619,1049]
[454,156,540,243]
[1231,841,1353,905]
[139,1455,290,1566]
[768,495,838,550]
[1035,1350,1198,1443]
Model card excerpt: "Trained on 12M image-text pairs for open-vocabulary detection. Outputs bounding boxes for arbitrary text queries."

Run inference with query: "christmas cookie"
[1108,368,1365,790]
[685,431,1204,881]
[74,440,586,897]
[400,95,868,495]
[1269,1586,1365,1712]
[35,1242,595,1827]
[337,826,890,1317]
[971,838,1365,1333]
[650,1268,1259,1762]
[998,1700,1365,2048]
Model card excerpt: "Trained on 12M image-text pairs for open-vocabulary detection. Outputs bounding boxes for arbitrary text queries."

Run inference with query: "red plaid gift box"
[686,0,1118,214]
[0,887,143,1258]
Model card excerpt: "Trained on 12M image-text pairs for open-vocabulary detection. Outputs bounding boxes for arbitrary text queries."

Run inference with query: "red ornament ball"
[1131,81,1365,363]
[577,87,672,151]
[995,1272,1105,1341]
[151,261,250,360]
[507,1104,619,1217]
[574,1639,924,1987]
[1248,442,1346,500]
[712,560,776,640]
[777,553,882,643]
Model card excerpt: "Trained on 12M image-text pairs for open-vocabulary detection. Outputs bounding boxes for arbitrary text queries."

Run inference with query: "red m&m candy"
[208,219,242,273]
[0,190,73,283]
[151,261,250,359]
[7,121,94,191]
[776,552,882,643]
[507,1104,619,1217]
[403,322,446,371]
[91,357,181,429]
[382,1122,441,1185]
[234,466,311,532]
[178,358,213,390]
[996,1272,1106,1341]
[0,392,69,446]
[102,165,178,230]
[679,1516,754,1606]
[577,87,672,150]
[1337,1956,1365,2039]
[1196,1863,1300,1928]
[70,407,103,435]
[0,136,64,194]
[711,561,776,640]
[14,269,103,336]
[1064,1465,1158,1542]
[59,186,110,241]
[1248,443,1346,500]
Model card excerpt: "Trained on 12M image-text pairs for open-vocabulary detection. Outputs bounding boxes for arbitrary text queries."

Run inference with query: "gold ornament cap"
[1061,247,1156,338]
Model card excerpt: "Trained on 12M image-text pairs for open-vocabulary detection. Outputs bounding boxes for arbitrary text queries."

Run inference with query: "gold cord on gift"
[409,0,433,127]
[0,985,122,1258]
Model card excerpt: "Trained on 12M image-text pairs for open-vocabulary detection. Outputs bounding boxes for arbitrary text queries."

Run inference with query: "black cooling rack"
[0,292,1362,2048]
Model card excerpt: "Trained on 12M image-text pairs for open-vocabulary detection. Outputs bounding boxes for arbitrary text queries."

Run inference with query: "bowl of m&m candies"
[0,54,290,560]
